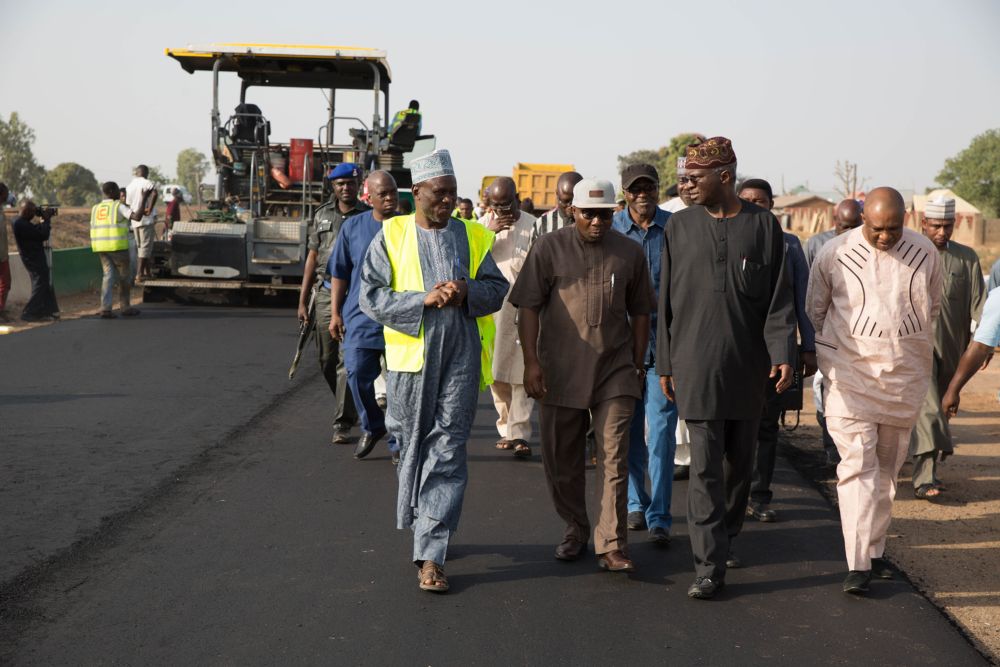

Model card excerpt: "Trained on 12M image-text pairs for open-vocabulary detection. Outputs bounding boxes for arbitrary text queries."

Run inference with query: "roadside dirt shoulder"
[783,368,1000,663]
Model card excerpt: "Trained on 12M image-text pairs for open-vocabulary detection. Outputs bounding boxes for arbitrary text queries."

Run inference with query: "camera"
[35,205,58,219]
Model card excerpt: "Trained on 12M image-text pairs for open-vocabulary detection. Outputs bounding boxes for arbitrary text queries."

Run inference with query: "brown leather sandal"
[495,439,513,450]
[512,439,532,459]
[417,561,449,593]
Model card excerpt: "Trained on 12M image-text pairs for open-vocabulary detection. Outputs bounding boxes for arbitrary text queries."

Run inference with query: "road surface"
[0,305,987,665]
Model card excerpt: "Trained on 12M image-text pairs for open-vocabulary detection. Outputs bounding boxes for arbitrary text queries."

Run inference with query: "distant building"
[772,193,835,234]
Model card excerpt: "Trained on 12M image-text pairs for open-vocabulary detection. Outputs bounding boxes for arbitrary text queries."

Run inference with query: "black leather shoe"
[726,548,742,569]
[746,502,777,522]
[555,538,585,561]
[354,430,385,459]
[627,511,647,531]
[331,427,352,444]
[871,558,894,580]
[648,526,671,546]
[673,464,690,481]
[687,576,724,599]
[843,570,872,594]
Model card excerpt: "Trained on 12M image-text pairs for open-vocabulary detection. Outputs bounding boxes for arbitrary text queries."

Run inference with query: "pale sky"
[4,0,999,199]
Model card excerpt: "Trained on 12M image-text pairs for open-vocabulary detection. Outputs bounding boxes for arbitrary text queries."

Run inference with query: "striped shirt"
[530,208,573,246]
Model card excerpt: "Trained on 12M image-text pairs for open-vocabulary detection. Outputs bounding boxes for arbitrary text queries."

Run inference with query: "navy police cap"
[327,163,360,181]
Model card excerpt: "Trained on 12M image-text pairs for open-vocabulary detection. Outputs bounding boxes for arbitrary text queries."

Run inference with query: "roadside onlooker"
[0,182,12,320]
[91,181,141,318]
[125,165,158,281]
[12,201,59,321]
[164,187,183,235]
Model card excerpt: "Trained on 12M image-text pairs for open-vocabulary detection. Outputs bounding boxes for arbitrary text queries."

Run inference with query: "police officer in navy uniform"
[297,163,366,443]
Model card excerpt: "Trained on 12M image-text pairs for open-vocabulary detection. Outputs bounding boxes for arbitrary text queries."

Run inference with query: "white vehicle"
[161,184,193,203]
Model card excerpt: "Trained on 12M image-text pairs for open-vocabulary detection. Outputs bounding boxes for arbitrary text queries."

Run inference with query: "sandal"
[495,439,513,450]
[512,439,532,459]
[417,560,449,593]
[915,484,941,500]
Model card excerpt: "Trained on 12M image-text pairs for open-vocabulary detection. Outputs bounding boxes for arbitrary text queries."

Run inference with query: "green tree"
[617,133,706,199]
[0,112,47,199]
[147,165,171,186]
[937,128,1000,217]
[44,162,100,206]
[176,148,209,202]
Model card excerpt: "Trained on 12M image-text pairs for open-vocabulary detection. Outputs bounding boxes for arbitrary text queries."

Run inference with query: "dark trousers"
[751,383,781,505]
[21,256,59,319]
[315,287,357,429]
[0,258,10,311]
[686,418,759,581]
[539,397,634,555]
[344,345,397,451]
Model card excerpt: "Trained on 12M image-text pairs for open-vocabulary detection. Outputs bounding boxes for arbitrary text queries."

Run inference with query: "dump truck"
[146,43,433,300]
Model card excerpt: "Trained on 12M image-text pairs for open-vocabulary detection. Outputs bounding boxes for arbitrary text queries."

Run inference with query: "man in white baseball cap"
[510,178,656,573]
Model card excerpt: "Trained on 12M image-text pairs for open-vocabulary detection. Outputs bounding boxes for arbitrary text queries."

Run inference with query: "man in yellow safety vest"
[359,149,509,594]
[90,181,141,318]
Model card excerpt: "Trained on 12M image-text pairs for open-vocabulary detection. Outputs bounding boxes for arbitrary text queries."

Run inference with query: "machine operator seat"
[231,103,270,146]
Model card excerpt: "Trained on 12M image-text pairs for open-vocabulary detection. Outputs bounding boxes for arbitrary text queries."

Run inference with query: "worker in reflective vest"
[90,181,141,318]
[387,100,422,141]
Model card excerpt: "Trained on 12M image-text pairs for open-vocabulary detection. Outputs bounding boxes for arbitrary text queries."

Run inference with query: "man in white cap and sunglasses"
[511,178,656,573]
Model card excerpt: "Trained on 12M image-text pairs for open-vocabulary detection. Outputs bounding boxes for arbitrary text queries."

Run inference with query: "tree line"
[619,130,1000,217]
[0,112,209,207]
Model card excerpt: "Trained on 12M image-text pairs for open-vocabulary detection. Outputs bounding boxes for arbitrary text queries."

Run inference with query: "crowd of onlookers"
[0,166,188,323]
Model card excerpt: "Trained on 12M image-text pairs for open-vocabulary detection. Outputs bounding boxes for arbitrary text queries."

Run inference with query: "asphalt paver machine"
[148,43,429,299]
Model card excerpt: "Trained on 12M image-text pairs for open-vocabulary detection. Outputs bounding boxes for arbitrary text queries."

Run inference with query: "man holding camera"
[12,201,59,321]
[0,182,13,320]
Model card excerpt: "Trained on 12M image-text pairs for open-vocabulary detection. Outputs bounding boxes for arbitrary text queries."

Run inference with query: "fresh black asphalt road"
[0,305,988,665]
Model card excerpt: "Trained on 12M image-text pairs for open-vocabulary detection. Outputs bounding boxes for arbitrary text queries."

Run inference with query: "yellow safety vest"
[90,200,129,252]
[382,214,497,390]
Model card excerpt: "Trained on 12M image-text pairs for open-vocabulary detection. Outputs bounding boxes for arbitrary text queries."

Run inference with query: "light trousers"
[490,381,534,442]
[675,420,692,466]
[826,416,911,571]
[98,251,132,312]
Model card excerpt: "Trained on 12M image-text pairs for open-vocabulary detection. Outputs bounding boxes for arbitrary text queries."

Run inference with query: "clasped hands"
[424,279,468,308]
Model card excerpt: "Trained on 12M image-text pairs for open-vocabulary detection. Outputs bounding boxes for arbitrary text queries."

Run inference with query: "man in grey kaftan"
[360,219,508,565]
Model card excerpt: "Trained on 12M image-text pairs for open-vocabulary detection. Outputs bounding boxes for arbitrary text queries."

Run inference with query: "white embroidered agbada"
[806,226,942,429]
[482,210,537,384]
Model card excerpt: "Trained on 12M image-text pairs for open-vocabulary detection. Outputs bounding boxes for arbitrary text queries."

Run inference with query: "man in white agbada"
[480,177,538,458]
[360,149,509,593]
[806,187,941,596]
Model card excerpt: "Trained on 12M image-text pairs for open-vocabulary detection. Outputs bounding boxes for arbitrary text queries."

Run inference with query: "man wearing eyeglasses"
[511,178,655,573]
[612,164,678,547]
[656,137,796,599]
[480,177,538,459]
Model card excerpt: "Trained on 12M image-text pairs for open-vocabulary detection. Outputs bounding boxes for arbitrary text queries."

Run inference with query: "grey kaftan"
[910,241,985,458]
[359,219,508,564]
